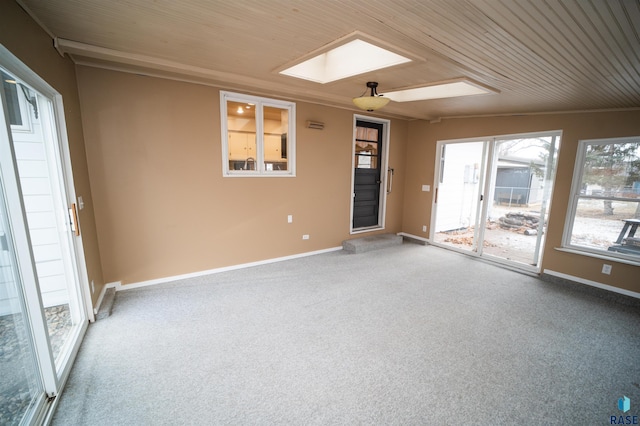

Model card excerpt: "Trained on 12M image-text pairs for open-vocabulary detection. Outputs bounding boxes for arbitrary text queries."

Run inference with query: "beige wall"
[4,0,636,298]
[0,0,105,307]
[403,111,640,294]
[76,67,407,285]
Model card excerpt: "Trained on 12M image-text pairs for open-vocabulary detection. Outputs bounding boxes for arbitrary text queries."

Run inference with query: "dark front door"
[353,120,383,229]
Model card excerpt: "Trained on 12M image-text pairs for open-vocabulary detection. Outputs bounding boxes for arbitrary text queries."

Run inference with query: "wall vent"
[306,120,325,130]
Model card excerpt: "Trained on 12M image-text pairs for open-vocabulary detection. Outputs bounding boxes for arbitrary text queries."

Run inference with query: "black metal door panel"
[353,120,383,229]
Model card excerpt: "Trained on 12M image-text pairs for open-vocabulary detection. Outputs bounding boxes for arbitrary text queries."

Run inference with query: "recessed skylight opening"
[279,39,411,84]
[384,79,495,102]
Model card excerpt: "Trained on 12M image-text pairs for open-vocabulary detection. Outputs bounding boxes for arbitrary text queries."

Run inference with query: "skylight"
[383,79,494,102]
[279,39,411,84]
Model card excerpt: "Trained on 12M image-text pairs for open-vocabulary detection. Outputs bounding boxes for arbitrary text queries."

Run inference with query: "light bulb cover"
[352,96,390,111]
[352,81,390,111]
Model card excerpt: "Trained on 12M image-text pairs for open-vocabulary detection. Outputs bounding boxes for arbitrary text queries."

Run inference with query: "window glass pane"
[565,137,640,260]
[356,126,378,142]
[355,154,378,169]
[356,141,378,156]
[570,199,640,252]
[580,141,640,199]
[355,141,379,169]
[1,180,44,424]
[1,70,22,126]
[226,100,257,171]
[264,106,288,171]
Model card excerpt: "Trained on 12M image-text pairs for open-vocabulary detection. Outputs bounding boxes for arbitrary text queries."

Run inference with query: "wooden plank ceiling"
[17,0,640,120]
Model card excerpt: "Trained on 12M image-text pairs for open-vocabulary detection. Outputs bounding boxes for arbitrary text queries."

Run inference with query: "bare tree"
[582,142,640,216]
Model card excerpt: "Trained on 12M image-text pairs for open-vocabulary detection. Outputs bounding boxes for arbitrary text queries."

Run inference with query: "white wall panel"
[25,212,56,229]
[32,244,62,263]
[22,195,54,213]
[35,259,65,277]
[13,141,46,160]
[16,159,49,178]
[28,228,59,245]
[12,118,69,308]
[19,177,51,195]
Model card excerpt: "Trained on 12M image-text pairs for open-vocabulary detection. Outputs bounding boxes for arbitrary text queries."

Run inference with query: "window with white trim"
[220,91,295,177]
[2,70,35,132]
[563,136,640,262]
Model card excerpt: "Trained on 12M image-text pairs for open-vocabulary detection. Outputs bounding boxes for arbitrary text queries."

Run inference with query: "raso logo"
[611,396,638,425]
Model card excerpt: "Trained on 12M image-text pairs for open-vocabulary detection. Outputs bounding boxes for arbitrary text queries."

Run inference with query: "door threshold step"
[342,233,403,254]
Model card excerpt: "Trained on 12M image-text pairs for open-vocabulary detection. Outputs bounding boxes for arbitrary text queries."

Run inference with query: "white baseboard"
[93,281,121,315]
[397,232,429,244]
[109,246,343,291]
[543,269,640,300]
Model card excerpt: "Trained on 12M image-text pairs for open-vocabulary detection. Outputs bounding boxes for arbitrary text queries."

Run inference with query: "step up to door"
[342,233,403,254]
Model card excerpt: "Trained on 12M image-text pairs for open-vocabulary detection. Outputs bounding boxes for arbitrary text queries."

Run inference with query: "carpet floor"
[52,243,640,425]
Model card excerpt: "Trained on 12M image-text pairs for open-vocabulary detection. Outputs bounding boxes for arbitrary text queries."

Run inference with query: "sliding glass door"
[433,141,486,253]
[0,180,48,425]
[432,132,560,272]
[1,48,89,424]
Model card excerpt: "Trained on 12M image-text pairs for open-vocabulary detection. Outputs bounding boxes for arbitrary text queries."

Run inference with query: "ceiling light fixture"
[352,82,390,111]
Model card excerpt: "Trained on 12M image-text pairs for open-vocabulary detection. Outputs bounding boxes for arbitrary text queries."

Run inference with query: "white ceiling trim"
[56,39,257,84]
[45,41,640,123]
[56,39,415,120]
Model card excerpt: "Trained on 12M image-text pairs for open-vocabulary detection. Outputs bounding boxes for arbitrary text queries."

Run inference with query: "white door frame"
[0,45,92,321]
[1,43,90,400]
[430,130,561,273]
[0,70,52,424]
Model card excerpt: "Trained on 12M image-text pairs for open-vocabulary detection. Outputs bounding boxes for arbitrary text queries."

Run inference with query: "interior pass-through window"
[220,91,295,177]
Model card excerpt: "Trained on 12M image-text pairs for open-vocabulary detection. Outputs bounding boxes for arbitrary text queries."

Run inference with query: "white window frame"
[562,136,640,264]
[220,91,295,177]
[1,69,34,133]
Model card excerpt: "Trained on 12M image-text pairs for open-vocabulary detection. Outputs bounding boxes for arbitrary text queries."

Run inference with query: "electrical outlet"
[287,215,293,223]
[422,225,427,232]
[302,234,309,240]
[91,280,95,293]
[602,264,612,275]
